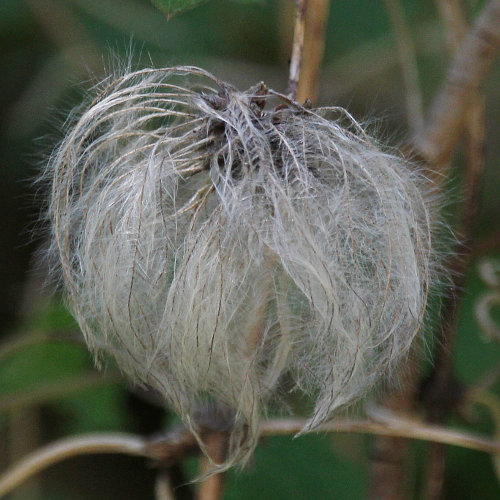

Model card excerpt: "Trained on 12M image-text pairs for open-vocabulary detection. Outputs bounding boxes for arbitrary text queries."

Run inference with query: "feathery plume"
[45,66,436,472]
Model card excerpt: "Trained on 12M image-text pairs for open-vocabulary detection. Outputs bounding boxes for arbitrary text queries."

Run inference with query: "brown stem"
[24,0,100,72]
[155,473,176,500]
[414,0,500,167]
[296,0,330,104]
[368,435,412,500]
[421,443,446,500]
[287,0,308,98]
[196,432,228,500]
[367,360,421,500]
[7,408,41,500]
[435,0,468,51]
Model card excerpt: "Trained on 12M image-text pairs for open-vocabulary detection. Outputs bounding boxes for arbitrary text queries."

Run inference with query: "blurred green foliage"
[150,0,264,17]
[0,0,499,498]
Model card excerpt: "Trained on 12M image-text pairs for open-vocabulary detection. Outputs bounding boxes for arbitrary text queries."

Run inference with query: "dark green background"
[0,0,499,498]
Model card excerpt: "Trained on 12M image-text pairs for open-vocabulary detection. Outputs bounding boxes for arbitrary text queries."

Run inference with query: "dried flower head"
[46,66,435,471]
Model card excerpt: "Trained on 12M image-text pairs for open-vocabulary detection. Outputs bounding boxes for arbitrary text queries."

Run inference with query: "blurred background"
[0,0,499,498]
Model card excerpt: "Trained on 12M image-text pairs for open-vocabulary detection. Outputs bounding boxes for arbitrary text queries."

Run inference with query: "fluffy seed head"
[45,66,435,471]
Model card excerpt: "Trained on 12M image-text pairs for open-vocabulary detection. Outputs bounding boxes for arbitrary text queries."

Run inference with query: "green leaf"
[150,0,209,17]
[150,0,263,17]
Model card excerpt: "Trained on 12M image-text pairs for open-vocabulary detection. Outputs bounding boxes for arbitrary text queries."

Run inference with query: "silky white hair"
[45,66,436,472]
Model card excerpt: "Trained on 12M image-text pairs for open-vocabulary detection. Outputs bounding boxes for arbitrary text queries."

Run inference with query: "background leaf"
[150,0,262,17]
[150,0,209,17]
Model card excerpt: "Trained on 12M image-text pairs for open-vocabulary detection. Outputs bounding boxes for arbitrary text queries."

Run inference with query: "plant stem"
[260,417,500,454]
[196,432,227,500]
[0,434,147,498]
[296,0,330,104]
[287,0,308,99]
[414,0,500,167]
[155,473,176,500]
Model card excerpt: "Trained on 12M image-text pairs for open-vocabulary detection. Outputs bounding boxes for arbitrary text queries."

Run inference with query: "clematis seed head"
[45,66,438,472]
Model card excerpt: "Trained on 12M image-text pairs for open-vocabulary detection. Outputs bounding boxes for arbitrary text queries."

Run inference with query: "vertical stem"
[435,0,467,51]
[296,0,331,104]
[155,472,176,500]
[368,359,421,500]
[287,0,308,99]
[196,432,228,500]
[368,436,412,500]
[421,443,446,500]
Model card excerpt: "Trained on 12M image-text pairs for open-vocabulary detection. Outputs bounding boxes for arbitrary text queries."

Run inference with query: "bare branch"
[0,434,147,498]
[288,0,308,98]
[296,0,330,104]
[415,0,500,166]
[260,417,500,454]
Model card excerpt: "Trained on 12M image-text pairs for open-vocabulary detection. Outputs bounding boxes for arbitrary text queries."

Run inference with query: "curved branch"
[414,0,500,166]
[0,433,148,498]
[260,417,500,455]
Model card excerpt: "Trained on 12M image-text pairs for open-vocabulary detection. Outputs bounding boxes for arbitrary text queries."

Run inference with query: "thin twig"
[367,3,498,498]
[383,0,424,135]
[366,344,422,499]
[287,0,308,99]
[414,0,500,167]
[260,417,500,454]
[296,0,330,104]
[0,434,148,498]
